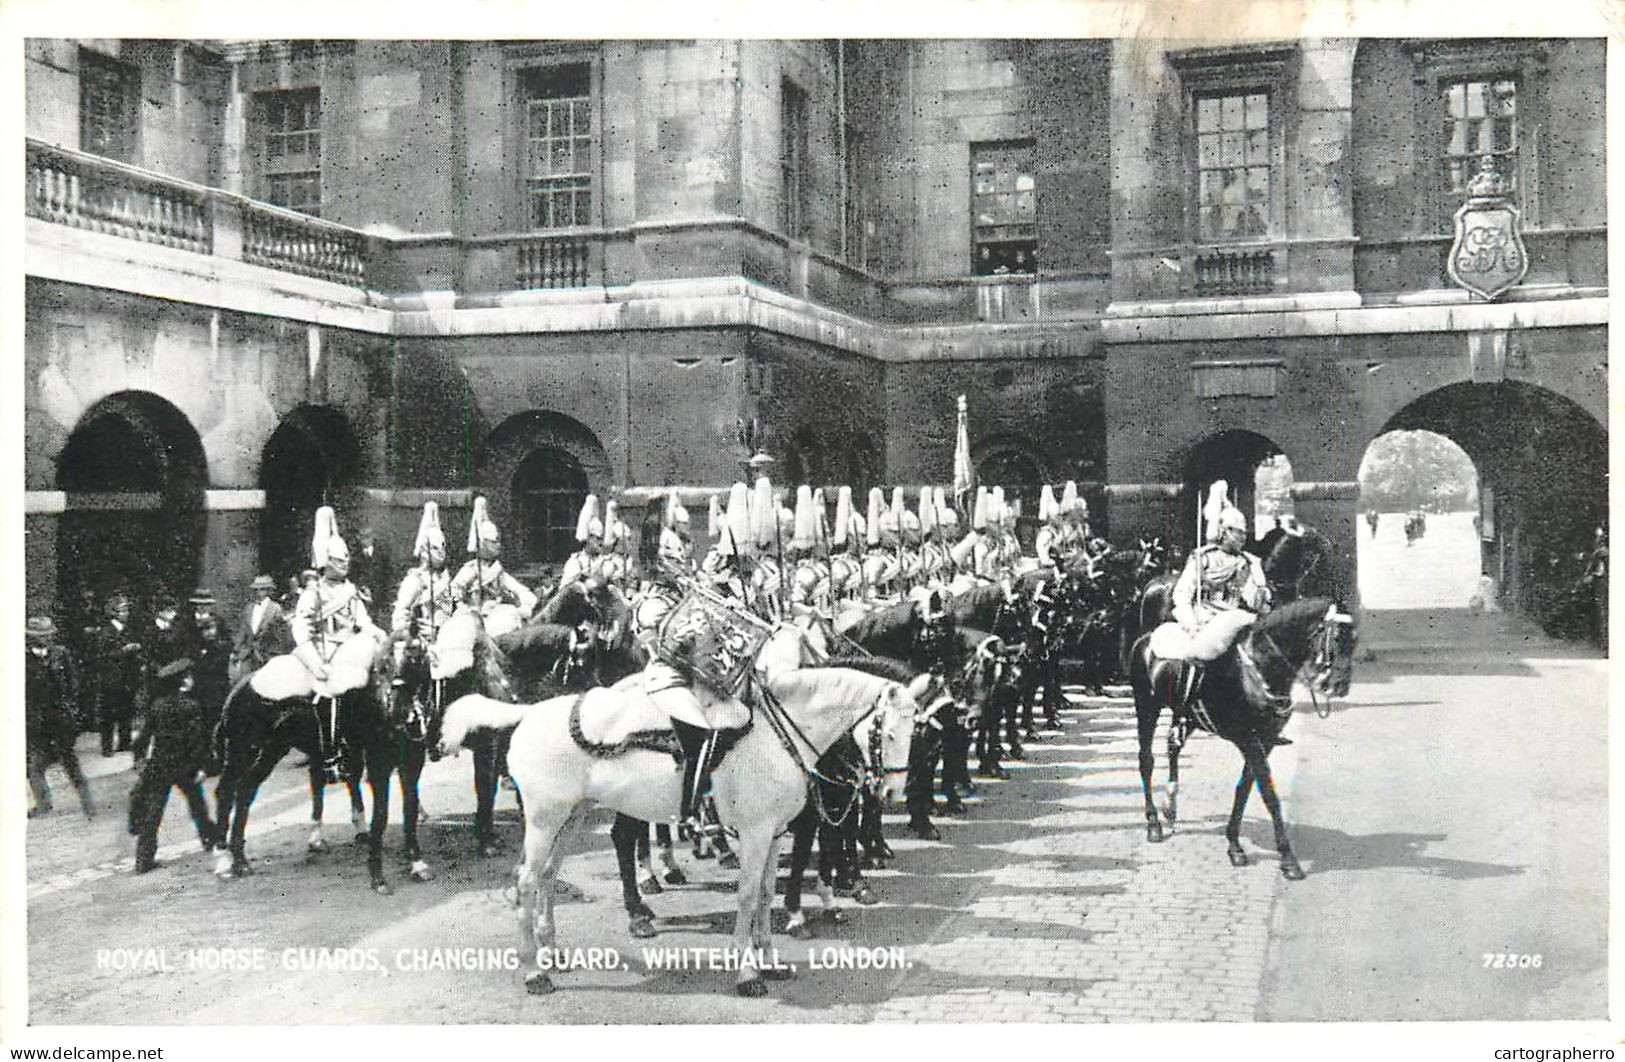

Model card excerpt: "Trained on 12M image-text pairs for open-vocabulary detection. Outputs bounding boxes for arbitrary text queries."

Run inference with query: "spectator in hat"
[86,591,147,756]
[128,654,220,873]
[231,574,293,683]
[349,526,394,610]
[26,616,93,819]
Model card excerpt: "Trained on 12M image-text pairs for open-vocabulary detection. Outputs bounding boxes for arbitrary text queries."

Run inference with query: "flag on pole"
[952,394,975,517]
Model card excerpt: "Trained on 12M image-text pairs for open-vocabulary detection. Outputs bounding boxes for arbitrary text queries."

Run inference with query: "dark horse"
[464,582,624,855]
[1257,524,1341,606]
[213,642,406,892]
[1129,597,1356,879]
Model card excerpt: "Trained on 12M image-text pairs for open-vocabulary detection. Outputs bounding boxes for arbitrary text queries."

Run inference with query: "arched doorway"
[1369,381,1606,637]
[479,411,611,569]
[976,436,1045,543]
[259,405,360,587]
[1357,429,1481,609]
[57,391,208,613]
[1182,429,1291,550]
[512,447,588,564]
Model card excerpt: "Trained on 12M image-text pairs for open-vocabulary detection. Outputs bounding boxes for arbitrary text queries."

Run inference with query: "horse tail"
[441,693,535,750]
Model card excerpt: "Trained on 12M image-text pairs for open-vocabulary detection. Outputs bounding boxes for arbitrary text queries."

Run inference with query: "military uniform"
[749,554,786,622]
[1171,544,1269,631]
[862,546,900,601]
[392,565,458,643]
[26,631,92,817]
[451,558,538,617]
[129,662,220,871]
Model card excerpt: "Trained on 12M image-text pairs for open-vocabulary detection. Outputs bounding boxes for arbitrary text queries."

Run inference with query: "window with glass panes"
[79,49,139,164]
[258,89,322,216]
[971,141,1037,276]
[1194,91,1271,241]
[1444,77,1517,195]
[780,80,810,240]
[524,66,593,230]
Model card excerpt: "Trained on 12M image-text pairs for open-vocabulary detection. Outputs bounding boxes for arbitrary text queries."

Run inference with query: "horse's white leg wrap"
[214,849,233,876]
[409,859,432,881]
[815,877,835,910]
[307,824,325,850]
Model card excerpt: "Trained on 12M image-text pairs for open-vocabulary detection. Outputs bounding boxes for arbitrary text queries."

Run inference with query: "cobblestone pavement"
[28,685,1297,1024]
[866,690,1286,1022]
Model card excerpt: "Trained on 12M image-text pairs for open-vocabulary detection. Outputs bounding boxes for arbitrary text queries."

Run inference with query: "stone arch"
[56,390,209,613]
[258,404,363,585]
[975,434,1049,532]
[1178,428,1291,547]
[1367,379,1606,626]
[479,411,612,566]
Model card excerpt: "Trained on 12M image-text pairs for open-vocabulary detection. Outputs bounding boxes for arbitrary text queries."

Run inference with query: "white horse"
[438,663,926,996]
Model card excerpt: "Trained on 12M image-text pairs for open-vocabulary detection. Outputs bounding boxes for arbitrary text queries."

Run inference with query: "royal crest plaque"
[1447,155,1529,301]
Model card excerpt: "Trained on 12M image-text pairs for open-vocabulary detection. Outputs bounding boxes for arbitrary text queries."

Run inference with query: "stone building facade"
[23,38,1607,622]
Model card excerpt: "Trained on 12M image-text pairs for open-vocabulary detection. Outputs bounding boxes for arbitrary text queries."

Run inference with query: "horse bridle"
[1253,610,1352,719]
[751,674,896,827]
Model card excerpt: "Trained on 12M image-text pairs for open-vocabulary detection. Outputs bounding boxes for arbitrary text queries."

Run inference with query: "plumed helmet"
[707,493,723,539]
[312,506,350,568]
[468,495,502,553]
[791,485,817,551]
[725,481,753,558]
[833,486,854,548]
[574,495,603,544]
[1040,484,1059,523]
[811,488,830,550]
[918,486,938,537]
[990,487,1007,529]
[752,477,777,548]
[666,493,690,529]
[1203,480,1246,542]
[936,487,959,530]
[412,501,446,559]
[1061,479,1082,517]
[971,486,989,532]
[866,487,885,547]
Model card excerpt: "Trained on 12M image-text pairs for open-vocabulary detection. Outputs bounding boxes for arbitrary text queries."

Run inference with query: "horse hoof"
[409,861,433,883]
[1228,848,1250,868]
[910,822,942,841]
[374,879,395,896]
[524,971,555,996]
[662,869,687,886]
[479,842,503,859]
[629,916,657,939]
[639,875,664,896]
[828,908,849,925]
[853,886,878,906]
[1281,862,1306,881]
[718,853,739,870]
[307,839,329,854]
[788,921,812,940]
[1146,824,1166,843]
[735,977,768,998]
[859,855,879,871]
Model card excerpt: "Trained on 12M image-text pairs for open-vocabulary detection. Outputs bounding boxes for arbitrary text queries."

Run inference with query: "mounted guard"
[391,501,457,682]
[559,495,607,590]
[828,486,867,604]
[863,487,901,601]
[1150,481,1271,711]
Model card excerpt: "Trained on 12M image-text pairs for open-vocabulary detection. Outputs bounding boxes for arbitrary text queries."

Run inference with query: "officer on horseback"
[452,496,539,621]
[1167,481,1271,713]
[828,485,867,603]
[788,485,833,634]
[559,496,608,590]
[863,487,901,601]
[698,482,751,601]
[292,507,380,782]
[391,501,457,684]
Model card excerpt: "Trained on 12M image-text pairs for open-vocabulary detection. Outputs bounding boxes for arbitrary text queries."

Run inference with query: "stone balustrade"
[1192,248,1276,296]
[28,139,212,254]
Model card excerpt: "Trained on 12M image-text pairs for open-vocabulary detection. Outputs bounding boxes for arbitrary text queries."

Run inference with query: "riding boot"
[671,719,717,832]
[315,698,344,785]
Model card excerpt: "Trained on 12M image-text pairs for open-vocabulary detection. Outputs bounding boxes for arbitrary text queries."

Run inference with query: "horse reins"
[749,673,891,829]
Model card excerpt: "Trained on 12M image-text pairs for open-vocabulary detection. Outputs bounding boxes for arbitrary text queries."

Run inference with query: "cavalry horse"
[438,662,923,997]
[213,629,414,891]
[1128,596,1356,879]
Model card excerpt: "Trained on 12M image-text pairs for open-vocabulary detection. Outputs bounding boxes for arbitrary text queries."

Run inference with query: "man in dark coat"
[230,574,294,682]
[86,592,147,756]
[128,655,220,873]
[26,616,93,818]
[349,526,394,610]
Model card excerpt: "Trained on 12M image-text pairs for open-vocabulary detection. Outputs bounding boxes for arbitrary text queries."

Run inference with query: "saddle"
[567,682,752,771]
[248,629,387,702]
[428,604,526,679]
[1147,610,1256,664]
